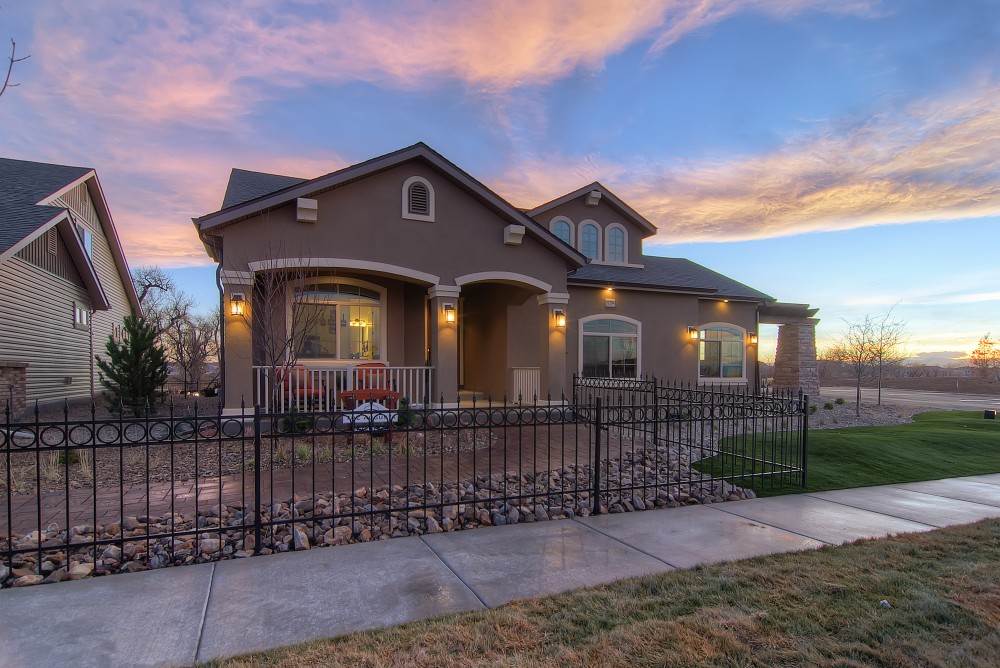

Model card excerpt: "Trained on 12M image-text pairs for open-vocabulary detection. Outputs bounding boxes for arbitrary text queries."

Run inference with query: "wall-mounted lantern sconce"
[687,326,700,340]
[443,303,456,324]
[553,308,566,328]
[748,332,759,345]
[230,293,245,316]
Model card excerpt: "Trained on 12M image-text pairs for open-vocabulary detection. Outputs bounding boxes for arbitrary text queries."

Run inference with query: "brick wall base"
[0,360,29,419]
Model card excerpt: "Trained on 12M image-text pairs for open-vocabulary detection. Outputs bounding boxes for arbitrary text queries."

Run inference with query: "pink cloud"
[497,79,1000,243]
[27,0,872,125]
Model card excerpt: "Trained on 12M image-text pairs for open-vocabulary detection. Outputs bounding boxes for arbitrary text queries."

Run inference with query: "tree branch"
[0,37,30,99]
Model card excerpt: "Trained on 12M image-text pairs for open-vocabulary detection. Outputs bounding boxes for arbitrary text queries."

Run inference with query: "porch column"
[428,285,461,403]
[537,292,570,400]
[773,318,820,398]
[221,271,254,415]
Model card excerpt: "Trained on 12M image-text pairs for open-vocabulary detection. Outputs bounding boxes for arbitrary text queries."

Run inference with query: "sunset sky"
[2,1,998,360]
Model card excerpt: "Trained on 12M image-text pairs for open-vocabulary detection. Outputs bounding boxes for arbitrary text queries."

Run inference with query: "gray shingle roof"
[0,157,92,255]
[569,255,773,302]
[221,169,307,209]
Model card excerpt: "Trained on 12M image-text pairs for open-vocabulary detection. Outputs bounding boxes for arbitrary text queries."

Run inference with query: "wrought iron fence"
[1,380,807,587]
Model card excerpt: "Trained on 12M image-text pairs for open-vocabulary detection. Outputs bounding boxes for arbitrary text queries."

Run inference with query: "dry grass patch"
[209,519,1000,667]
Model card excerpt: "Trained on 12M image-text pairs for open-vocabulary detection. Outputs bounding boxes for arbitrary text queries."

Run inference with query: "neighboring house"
[193,143,818,414]
[0,157,140,409]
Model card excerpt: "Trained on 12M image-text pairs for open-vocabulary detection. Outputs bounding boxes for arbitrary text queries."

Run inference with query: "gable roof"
[0,156,140,311]
[527,182,659,237]
[222,169,307,209]
[194,143,588,267]
[568,255,773,302]
[0,158,92,256]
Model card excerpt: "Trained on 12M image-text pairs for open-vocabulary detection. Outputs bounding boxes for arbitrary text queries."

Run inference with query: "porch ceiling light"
[443,302,456,324]
[553,308,566,328]
[230,293,245,316]
[687,326,699,340]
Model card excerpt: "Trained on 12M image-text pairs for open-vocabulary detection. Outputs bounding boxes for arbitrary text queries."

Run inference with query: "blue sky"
[2,0,998,360]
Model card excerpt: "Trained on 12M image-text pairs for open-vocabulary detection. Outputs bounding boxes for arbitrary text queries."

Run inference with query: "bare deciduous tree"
[970,334,999,380]
[829,309,910,414]
[870,307,909,406]
[232,241,326,409]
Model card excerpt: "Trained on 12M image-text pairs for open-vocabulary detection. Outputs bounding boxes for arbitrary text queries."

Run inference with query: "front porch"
[222,262,569,413]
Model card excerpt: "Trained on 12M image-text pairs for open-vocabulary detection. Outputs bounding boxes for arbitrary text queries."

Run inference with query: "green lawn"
[698,410,1000,496]
[210,519,1000,667]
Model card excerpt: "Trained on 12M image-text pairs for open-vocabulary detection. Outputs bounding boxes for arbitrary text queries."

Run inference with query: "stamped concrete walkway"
[3,473,1000,667]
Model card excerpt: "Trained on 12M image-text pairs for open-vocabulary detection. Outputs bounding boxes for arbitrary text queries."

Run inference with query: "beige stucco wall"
[565,288,761,387]
[216,162,570,293]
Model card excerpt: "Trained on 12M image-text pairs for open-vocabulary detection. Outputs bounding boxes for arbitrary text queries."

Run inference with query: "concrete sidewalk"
[4,473,1000,667]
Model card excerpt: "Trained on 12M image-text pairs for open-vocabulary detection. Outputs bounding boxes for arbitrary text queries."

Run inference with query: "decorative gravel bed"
[1,438,755,588]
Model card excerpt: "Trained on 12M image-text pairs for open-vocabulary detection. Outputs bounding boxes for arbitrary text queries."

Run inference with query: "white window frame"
[286,277,388,365]
[579,220,601,261]
[605,223,627,264]
[73,302,90,330]
[549,216,575,246]
[578,314,642,378]
[401,175,435,222]
[698,322,747,383]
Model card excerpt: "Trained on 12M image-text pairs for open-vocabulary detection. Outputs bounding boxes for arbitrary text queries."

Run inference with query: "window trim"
[286,276,388,364]
[73,301,90,330]
[579,220,601,261]
[549,216,575,246]
[604,223,627,264]
[697,322,747,383]
[401,175,435,222]
[578,314,642,378]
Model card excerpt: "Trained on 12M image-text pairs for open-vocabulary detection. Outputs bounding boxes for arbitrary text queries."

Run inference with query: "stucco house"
[193,143,817,414]
[0,157,140,412]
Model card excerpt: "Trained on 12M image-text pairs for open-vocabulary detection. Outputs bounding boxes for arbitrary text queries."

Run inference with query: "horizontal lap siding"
[52,184,133,372]
[0,257,93,403]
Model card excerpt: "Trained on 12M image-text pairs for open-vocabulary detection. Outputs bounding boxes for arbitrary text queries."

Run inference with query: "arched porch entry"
[453,272,565,402]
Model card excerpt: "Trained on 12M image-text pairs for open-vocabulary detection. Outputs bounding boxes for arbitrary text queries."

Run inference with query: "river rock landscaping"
[1,438,755,588]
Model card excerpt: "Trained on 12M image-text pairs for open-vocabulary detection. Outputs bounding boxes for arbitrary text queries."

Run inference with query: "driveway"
[820,386,1000,412]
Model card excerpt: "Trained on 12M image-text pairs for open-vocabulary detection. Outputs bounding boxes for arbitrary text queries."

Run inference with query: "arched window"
[292,282,384,360]
[580,316,640,378]
[401,176,435,222]
[580,222,600,260]
[699,324,745,379]
[606,225,625,263]
[551,217,573,246]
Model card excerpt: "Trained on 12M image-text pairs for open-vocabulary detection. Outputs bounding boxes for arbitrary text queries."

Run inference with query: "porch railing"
[252,365,434,412]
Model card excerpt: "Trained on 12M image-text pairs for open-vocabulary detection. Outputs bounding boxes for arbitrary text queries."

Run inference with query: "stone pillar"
[537,292,569,400]
[0,360,28,418]
[221,272,254,415]
[428,285,461,403]
[773,318,819,398]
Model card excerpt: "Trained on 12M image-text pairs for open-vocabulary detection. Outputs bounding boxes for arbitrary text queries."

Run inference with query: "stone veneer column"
[537,292,570,400]
[773,319,820,398]
[428,285,461,403]
[0,360,28,418]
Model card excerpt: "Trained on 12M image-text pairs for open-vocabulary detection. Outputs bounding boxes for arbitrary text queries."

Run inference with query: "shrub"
[824,402,834,410]
[835,397,846,405]
[809,404,818,415]
[95,312,169,416]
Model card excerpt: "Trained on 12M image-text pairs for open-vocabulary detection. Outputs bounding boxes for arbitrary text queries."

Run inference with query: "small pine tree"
[95,312,169,415]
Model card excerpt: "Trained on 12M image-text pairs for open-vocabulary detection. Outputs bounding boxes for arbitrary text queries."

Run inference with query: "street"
[820,386,1000,412]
